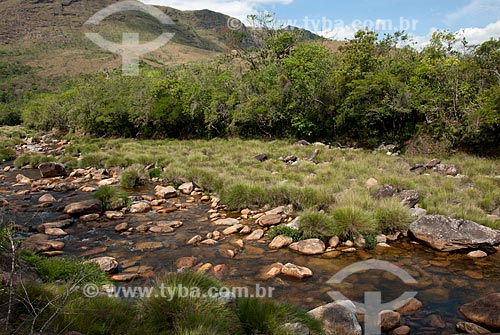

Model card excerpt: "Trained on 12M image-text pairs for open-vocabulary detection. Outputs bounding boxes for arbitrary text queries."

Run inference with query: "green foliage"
[235,298,324,335]
[331,205,377,240]
[375,198,413,234]
[121,164,148,189]
[268,225,303,242]
[20,251,110,286]
[0,147,16,162]
[14,152,55,168]
[94,186,129,211]
[298,210,336,240]
[148,167,163,179]
[362,233,378,250]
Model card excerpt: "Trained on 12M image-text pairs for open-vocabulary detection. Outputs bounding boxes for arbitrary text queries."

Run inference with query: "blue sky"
[141,0,500,45]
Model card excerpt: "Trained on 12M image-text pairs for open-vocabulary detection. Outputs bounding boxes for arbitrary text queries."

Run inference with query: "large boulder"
[459,293,500,330]
[64,199,102,216]
[308,301,362,335]
[409,215,500,252]
[39,162,67,178]
[289,239,326,255]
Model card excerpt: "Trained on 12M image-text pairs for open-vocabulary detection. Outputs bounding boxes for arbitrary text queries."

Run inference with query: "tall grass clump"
[268,225,303,242]
[14,152,54,168]
[235,298,324,335]
[121,164,148,189]
[298,210,336,240]
[0,147,16,162]
[331,205,377,240]
[374,198,414,234]
[94,186,130,211]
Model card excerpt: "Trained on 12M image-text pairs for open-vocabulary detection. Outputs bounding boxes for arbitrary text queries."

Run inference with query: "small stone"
[254,153,268,162]
[105,211,124,220]
[176,257,197,269]
[378,310,400,332]
[231,239,244,248]
[97,178,119,187]
[114,222,128,232]
[211,264,227,279]
[392,326,411,335]
[456,321,492,334]
[223,224,244,235]
[425,158,441,168]
[110,273,139,282]
[39,194,57,203]
[149,226,175,234]
[178,182,194,194]
[428,314,445,329]
[259,263,284,280]
[214,218,239,226]
[281,263,313,279]
[197,263,213,274]
[64,199,102,216]
[256,214,282,227]
[245,229,264,241]
[240,226,252,234]
[397,189,420,208]
[135,242,163,250]
[187,235,202,245]
[282,322,310,335]
[200,239,217,245]
[376,243,391,248]
[468,250,488,258]
[269,235,293,250]
[329,236,340,248]
[434,163,459,176]
[154,185,177,199]
[366,178,378,188]
[44,228,67,236]
[129,201,151,214]
[88,256,118,273]
[80,213,100,222]
[342,248,357,253]
[289,239,326,255]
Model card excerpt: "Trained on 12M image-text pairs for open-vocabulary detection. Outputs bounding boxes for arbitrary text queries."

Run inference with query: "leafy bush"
[148,167,162,179]
[268,225,303,242]
[94,186,129,211]
[298,210,336,240]
[0,147,16,162]
[121,164,148,189]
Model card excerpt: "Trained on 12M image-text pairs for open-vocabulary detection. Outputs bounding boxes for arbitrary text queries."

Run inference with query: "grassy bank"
[39,137,499,231]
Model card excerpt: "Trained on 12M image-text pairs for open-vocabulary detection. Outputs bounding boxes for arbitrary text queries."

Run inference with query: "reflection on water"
[2,168,499,335]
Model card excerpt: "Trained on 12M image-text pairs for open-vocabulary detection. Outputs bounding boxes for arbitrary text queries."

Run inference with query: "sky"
[140,0,500,46]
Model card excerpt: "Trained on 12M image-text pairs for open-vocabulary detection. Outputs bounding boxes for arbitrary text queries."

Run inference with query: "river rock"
[409,215,500,252]
[372,185,397,199]
[329,236,340,248]
[468,250,489,258]
[178,182,194,194]
[80,213,100,222]
[308,300,362,335]
[149,226,175,233]
[425,158,441,168]
[459,293,500,330]
[379,310,400,332]
[256,214,282,227]
[135,241,163,250]
[44,228,67,236]
[97,178,119,187]
[245,229,265,241]
[105,211,124,220]
[22,234,65,253]
[366,178,378,188]
[154,185,177,199]
[187,235,202,245]
[39,194,57,203]
[36,220,72,233]
[281,263,313,279]
[176,257,197,269]
[223,224,243,235]
[114,222,128,232]
[456,321,492,334]
[282,322,310,335]
[269,235,293,249]
[87,256,118,273]
[214,218,240,226]
[289,239,325,255]
[129,201,151,214]
[392,326,411,335]
[64,199,103,216]
[397,297,423,315]
[109,273,139,282]
[16,174,32,185]
[39,162,67,178]
[259,263,284,280]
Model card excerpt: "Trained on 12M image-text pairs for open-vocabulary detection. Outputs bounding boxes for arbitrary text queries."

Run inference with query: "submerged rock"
[281,263,313,279]
[409,215,500,252]
[64,199,102,216]
[459,293,500,330]
[289,239,325,255]
[308,301,362,335]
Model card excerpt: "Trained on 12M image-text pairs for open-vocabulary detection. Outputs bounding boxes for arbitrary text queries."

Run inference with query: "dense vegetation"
[7,24,498,155]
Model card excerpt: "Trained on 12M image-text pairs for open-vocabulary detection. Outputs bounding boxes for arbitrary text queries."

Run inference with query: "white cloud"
[458,20,500,45]
[445,0,500,26]
[317,26,357,41]
[139,0,292,22]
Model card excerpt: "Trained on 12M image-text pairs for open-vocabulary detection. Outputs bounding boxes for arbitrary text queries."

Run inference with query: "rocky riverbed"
[1,138,500,335]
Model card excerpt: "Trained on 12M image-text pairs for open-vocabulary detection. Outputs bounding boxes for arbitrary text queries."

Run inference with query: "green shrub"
[235,298,324,335]
[94,186,129,211]
[298,210,336,240]
[148,167,163,179]
[121,164,148,189]
[0,147,16,162]
[14,152,55,168]
[20,251,109,286]
[220,183,269,210]
[362,233,378,250]
[331,205,377,240]
[139,272,242,335]
[268,225,303,242]
[374,198,413,234]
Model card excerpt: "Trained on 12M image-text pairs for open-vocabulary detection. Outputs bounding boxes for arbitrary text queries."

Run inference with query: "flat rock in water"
[39,194,57,203]
[256,214,282,227]
[154,185,177,199]
[269,235,294,250]
[214,218,240,226]
[456,321,492,334]
[459,293,500,331]
[289,239,326,255]
[129,201,152,214]
[64,199,102,216]
[135,241,163,250]
[281,263,313,279]
[178,182,194,194]
[245,229,264,241]
[308,301,362,335]
[22,234,65,253]
[87,256,118,273]
[409,215,500,252]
